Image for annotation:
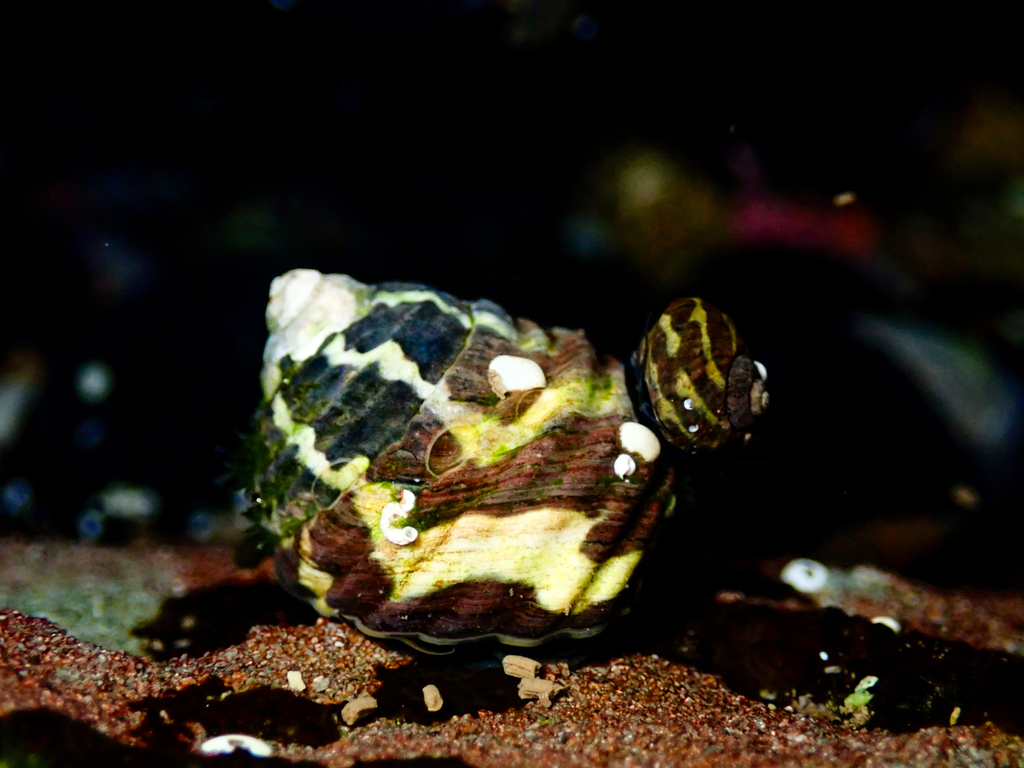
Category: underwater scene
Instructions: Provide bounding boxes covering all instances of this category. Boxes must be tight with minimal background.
[2,4,1024,766]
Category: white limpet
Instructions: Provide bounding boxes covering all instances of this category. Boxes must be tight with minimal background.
[613,453,636,479]
[754,360,768,382]
[682,398,694,410]
[487,355,546,396]
[687,424,699,433]
[199,734,274,758]
[399,489,416,513]
[780,558,829,593]
[871,616,901,633]
[380,502,418,546]
[619,421,660,462]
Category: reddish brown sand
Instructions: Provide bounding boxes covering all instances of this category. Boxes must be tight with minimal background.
[2,540,1023,767]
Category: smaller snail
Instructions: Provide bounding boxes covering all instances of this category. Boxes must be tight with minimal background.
[635,297,768,452]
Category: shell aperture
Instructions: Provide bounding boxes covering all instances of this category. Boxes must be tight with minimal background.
[244,270,674,648]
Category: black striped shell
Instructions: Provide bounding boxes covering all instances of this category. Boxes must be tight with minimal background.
[243,270,763,648]
[635,298,768,453]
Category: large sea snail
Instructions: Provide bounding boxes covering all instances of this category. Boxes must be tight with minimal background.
[241,270,767,649]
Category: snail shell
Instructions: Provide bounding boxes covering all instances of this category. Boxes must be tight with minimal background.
[244,270,674,648]
[636,298,767,452]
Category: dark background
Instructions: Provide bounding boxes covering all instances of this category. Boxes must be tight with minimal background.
[2,4,1023,585]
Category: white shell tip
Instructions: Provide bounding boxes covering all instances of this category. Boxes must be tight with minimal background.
[487,355,546,395]
[780,558,829,593]
[619,421,661,462]
[613,453,637,479]
[199,734,274,758]
[754,360,767,382]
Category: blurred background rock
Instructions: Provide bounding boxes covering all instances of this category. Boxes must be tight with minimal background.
[1,4,1022,586]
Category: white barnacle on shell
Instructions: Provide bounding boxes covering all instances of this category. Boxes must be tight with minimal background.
[619,421,661,462]
[613,453,636,479]
[487,355,546,396]
[780,558,829,593]
[380,501,418,546]
[261,269,368,397]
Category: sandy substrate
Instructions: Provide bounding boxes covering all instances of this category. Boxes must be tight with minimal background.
[2,538,1023,767]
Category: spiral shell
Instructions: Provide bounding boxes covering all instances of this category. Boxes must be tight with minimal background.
[244,270,674,648]
[636,298,767,452]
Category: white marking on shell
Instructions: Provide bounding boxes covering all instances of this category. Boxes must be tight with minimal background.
[472,308,518,340]
[262,270,367,395]
[613,453,636,479]
[399,489,416,512]
[371,503,643,614]
[754,359,768,382]
[871,616,901,633]
[488,355,546,395]
[381,502,418,546]
[199,734,273,758]
[271,394,369,492]
[619,421,661,462]
[322,336,436,399]
[682,398,694,410]
[780,558,829,593]
[373,289,472,328]
[266,268,322,332]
